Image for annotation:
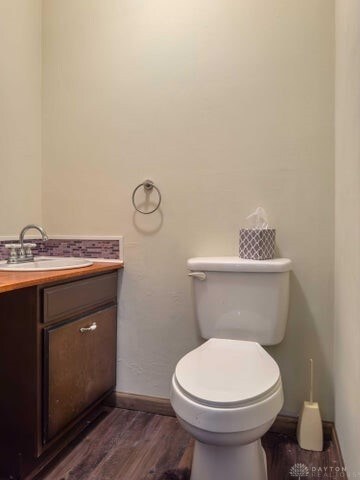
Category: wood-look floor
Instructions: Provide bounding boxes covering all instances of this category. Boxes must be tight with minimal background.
[37,408,343,480]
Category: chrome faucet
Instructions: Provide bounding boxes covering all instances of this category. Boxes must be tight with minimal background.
[19,224,49,250]
[5,224,49,264]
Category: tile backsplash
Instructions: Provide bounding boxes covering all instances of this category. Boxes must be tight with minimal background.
[0,238,121,261]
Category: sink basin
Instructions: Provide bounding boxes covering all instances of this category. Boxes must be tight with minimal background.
[0,257,93,272]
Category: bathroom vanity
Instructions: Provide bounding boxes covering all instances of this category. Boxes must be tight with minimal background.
[0,262,123,479]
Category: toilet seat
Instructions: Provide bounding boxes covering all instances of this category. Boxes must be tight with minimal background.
[171,339,284,433]
[175,338,281,408]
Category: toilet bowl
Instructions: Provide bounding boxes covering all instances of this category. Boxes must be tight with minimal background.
[170,338,284,480]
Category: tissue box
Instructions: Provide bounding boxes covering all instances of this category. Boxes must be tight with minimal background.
[239,228,276,260]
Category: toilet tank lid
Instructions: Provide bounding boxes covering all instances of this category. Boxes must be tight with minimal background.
[187,257,292,273]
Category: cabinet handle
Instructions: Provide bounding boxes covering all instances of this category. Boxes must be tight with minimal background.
[80,322,97,333]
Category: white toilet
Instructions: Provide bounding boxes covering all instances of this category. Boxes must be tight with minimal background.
[170,256,292,480]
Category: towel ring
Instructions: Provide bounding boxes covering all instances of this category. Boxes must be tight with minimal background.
[132,180,162,214]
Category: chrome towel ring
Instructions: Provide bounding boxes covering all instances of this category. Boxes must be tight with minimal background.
[132,179,162,214]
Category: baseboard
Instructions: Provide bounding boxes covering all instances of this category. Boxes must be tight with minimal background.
[105,391,175,417]
[330,424,348,479]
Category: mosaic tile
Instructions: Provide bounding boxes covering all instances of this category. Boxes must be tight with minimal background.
[0,239,120,261]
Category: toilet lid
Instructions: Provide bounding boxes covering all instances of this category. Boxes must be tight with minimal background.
[175,339,281,408]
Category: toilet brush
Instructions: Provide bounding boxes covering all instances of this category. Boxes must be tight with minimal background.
[296,359,323,451]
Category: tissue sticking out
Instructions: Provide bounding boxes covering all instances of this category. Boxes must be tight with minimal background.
[246,207,269,230]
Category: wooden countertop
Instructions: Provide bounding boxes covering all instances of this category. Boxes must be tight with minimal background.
[0,261,124,294]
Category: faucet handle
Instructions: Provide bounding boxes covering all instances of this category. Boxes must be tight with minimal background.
[5,244,21,263]
[5,243,22,249]
[23,243,37,249]
[23,243,36,259]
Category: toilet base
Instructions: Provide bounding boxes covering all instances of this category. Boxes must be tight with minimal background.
[190,439,267,480]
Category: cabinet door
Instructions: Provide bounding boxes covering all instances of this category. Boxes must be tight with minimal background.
[43,306,117,442]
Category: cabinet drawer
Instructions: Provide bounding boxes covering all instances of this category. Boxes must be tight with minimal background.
[43,272,117,324]
[43,306,117,442]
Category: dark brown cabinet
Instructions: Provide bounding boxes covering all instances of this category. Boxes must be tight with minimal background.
[0,271,118,479]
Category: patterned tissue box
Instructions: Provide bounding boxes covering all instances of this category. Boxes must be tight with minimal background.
[239,228,276,260]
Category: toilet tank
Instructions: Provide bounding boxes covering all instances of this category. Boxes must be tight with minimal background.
[188,257,292,346]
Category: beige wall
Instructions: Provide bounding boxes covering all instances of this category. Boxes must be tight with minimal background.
[42,0,334,418]
[335,0,360,472]
[0,0,42,234]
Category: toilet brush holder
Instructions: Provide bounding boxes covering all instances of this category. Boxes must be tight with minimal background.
[297,359,323,452]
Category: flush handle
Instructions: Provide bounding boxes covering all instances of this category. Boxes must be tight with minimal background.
[188,272,207,281]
